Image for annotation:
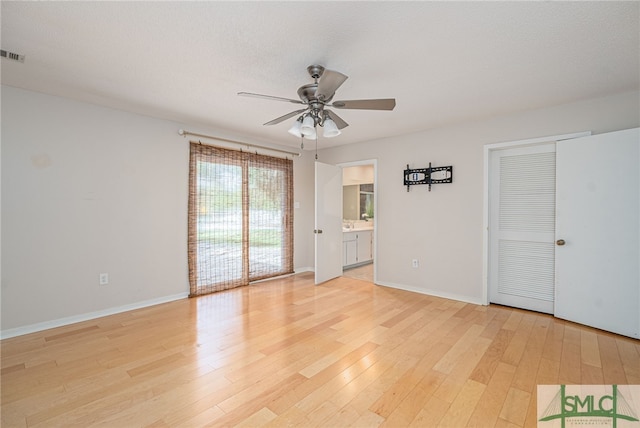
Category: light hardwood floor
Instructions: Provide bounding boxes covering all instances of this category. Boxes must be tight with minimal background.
[2,273,639,427]
[343,263,373,282]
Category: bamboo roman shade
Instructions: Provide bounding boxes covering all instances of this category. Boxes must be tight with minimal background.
[188,143,293,297]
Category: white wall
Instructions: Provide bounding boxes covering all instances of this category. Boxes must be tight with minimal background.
[343,165,374,185]
[318,90,640,304]
[1,85,316,336]
[3,86,637,336]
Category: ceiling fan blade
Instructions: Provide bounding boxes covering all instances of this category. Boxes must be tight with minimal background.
[238,92,304,105]
[316,69,348,100]
[263,109,308,126]
[325,109,349,129]
[331,98,396,110]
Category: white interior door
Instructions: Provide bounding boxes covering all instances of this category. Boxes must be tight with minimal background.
[555,128,639,338]
[489,143,556,314]
[315,161,343,285]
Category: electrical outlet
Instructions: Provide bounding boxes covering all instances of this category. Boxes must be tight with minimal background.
[99,273,109,285]
[412,259,419,268]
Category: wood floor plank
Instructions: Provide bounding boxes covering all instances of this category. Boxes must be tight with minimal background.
[226,334,343,383]
[205,373,308,427]
[558,325,582,384]
[535,357,560,386]
[220,372,308,415]
[258,314,350,355]
[298,332,378,379]
[28,359,227,427]
[126,352,186,378]
[598,334,628,384]
[616,338,640,383]
[320,406,361,427]
[511,316,550,393]
[467,362,516,427]
[318,404,361,427]
[408,395,450,427]
[540,318,564,362]
[501,313,536,366]
[501,310,524,331]
[350,409,385,427]
[173,405,225,428]
[326,345,398,410]
[236,407,278,428]
[347,349,420,415]
[263,405,309,427]
[495,418,523,428]
[499,387,531,427]
[44,325,101,342]
[342,343,428,414]
[580,363,604,385]
[523,387,540,428]
[380,298,433,329]
[433,324,485,374]
[479,307,511,339]
[293,344,381,415]
[469,328,514,385]
[447,336,492,381]
[304,400,342,427]
[266,341,379,415]
[379,369,447,427]
[430,374,467,404]
[580,329,602,368]
[437,379,486,427]
[1,363,25,375]
[2,273,638,428]
[369,342,451,418]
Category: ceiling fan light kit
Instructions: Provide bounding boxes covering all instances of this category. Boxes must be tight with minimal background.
[238,64,396,142]
[287,117,303,138]
[301,115,316,136]
[322,115,340,138]
[305,123,317,140]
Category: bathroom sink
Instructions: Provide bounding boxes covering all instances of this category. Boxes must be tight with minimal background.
[343,225,373,232]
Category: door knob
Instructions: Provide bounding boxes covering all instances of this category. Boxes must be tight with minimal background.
[556,239,566,246]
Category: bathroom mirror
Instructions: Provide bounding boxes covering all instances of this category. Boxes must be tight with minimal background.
[343,165,375,221]
[343,183,374,220]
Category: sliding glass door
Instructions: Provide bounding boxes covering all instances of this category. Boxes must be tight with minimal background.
[188,143,293,296]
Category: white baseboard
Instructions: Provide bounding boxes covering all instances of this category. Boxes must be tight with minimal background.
[375,280,485,306]
[1,279,482,339]
[294,266,314,274]
[1,292,189,340]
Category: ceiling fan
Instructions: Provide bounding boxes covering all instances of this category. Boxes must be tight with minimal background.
[238,65,396,139]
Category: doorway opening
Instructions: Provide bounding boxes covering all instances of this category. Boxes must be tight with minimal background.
[340,161,376,283]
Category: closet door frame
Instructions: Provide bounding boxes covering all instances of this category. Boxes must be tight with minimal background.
[482,131,591,306]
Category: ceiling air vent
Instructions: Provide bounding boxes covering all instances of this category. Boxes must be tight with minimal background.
[1,49,25,63]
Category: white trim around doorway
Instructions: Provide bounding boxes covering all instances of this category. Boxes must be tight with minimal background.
[338,159,378,285]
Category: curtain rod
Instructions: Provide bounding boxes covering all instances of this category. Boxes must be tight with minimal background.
[178,129,301,157]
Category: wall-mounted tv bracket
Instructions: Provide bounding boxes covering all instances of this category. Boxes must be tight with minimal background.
[404,162,453,192]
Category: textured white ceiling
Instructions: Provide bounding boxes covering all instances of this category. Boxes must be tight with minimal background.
[1,1,638,150]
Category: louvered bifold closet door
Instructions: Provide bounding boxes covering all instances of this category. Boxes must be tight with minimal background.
[489,143,556,314]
